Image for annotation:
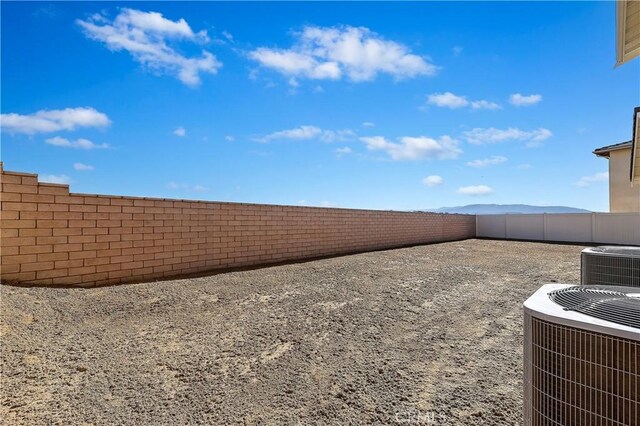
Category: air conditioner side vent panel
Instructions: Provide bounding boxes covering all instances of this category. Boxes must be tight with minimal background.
[581,247,640,287]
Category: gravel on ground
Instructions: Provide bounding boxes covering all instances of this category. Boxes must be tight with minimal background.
[0,239,585,425]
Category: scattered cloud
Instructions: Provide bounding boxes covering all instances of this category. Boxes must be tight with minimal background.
[73,162,95,171]
[360,135,462,161]
[427,92,468,109]
[40,174,72,185]
[462,127,552,146]
[173,126,186,137]
[320,201,337,207]
[0,107,110,135]
[452,46,463,56]
[422,175,444,187]
[466,155,507,168]
[249,25,436,83]
[221,30,233,42]
[255,125,321,142]
[77,9,221,87]
[45,136,109,150]
[576,172,608,187]
[167,182,208,193]
[225,135,235,142]
[362,121,375,128]
[470,100,501,110]
[312,85,325,94]
[517,163,532,170]
[426,92,500,110]
[288,77,300,88]
[509,93,542,107]
[321,129,357,143]
[335,147,352,158]
[457,185,494,196]
[255,125,355,143]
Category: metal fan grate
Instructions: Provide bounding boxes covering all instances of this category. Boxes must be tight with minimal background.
[549,286,640,329]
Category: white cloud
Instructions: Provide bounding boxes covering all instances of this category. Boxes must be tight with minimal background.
[0,107,110,135]
[225,135,235,142]
[452,46,463,56]
[73,163,94,171]
[335,147,352,158]
[255,125,355,143]
[427,92,469,109]
[167,182,208,192]
[422,175,443,187]
[466,155,507,168]
[576,172,608,187]
[470,100,501,110]
[362,121,375,128]
[457,185,494,196]
[222,31,233,42]
[517,163,532,170]
[173,126,186,137]
[45,136,109,150]
[255,125,321,142]
[40,174,71,185]
[320,201,337,207]
[462,127,552,146]
[320,129,357,143]
[288,77,300,88]
[249,25,436,83]
[77,9,221,87]
[426,92,500,110]
[509,93,542,107]
[360,135,462,161]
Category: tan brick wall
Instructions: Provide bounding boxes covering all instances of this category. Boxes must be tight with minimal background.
[0,165,475,286]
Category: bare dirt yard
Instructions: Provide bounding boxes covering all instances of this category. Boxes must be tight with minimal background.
[1,239,585,425]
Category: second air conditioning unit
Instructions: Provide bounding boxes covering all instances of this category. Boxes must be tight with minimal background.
[581,245,640,287]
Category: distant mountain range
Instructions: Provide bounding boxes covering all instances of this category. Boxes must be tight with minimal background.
[430,204,591,214]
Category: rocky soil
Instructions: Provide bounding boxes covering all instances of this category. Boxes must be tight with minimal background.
[1,239,585,425]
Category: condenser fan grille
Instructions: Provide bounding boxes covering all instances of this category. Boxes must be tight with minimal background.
[549,286,640,329]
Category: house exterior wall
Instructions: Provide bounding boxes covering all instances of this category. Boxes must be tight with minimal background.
[0,166,475,287]
[609,147,640,212]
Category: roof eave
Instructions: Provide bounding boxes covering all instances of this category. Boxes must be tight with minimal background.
[593,141,633,158]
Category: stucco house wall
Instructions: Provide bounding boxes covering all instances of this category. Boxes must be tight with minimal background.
[608,147,640,212]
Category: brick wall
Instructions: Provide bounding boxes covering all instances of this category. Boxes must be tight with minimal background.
[0,165,475,286]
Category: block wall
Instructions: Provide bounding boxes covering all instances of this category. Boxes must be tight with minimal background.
[0,166,475,286]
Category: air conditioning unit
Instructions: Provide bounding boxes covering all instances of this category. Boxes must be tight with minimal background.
[523,284,640,426]
[581,246,640,287]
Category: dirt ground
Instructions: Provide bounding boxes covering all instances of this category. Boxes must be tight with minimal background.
[0,239,585,425]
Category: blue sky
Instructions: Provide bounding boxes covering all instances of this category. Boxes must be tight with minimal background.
[1,1,638,211]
